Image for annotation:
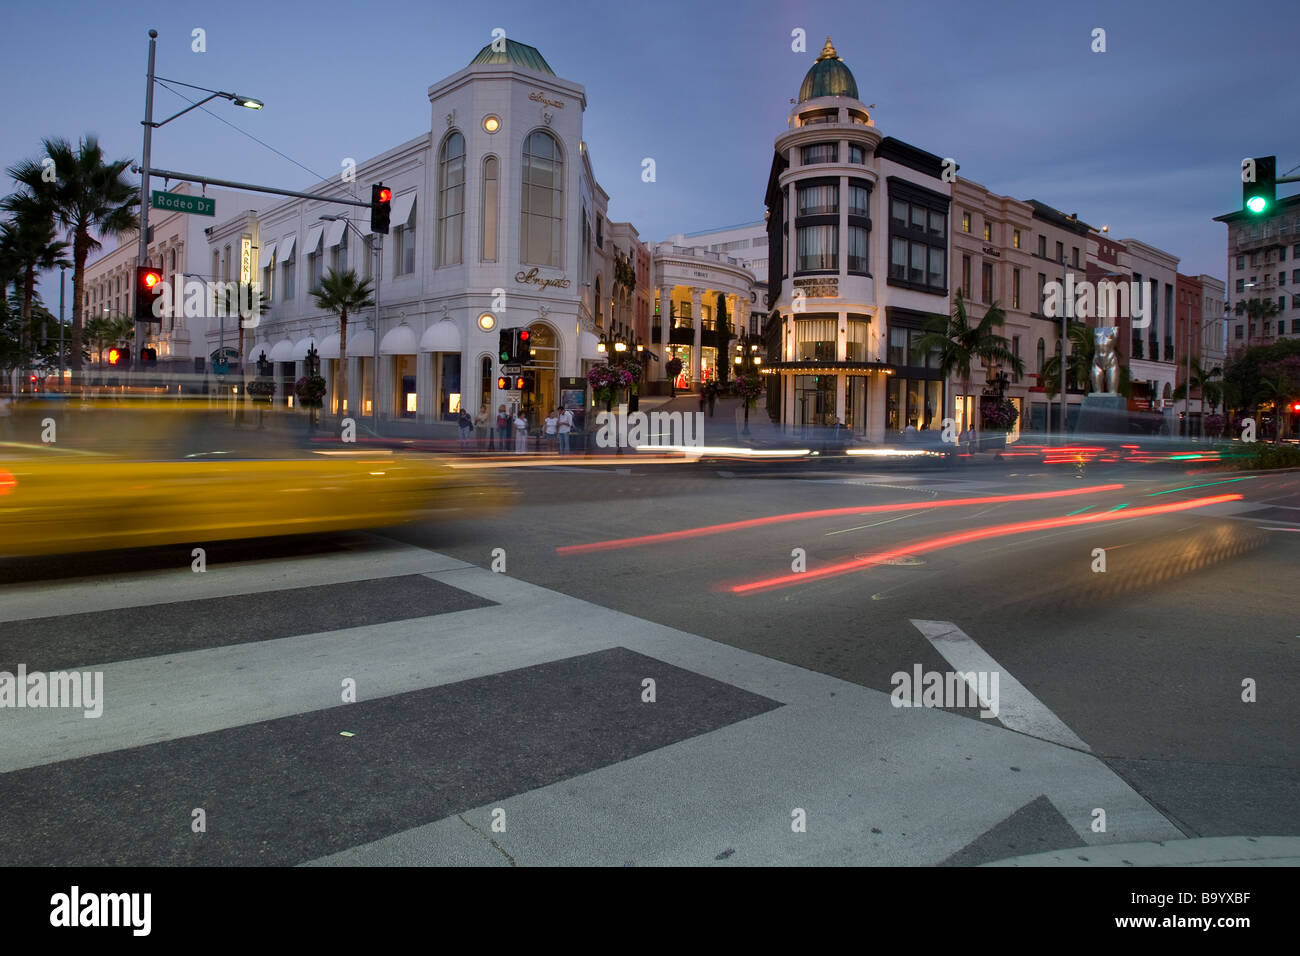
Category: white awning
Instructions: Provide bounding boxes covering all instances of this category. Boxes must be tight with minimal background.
[304,225,324,254]
[293,334,320,360]
[269,339,297,362]
[580,331,602,360]
[419,320,461,352]
[245,341,272,363]
[257,243,276,269]
[390,192,416,229]
[324,219,347,248]
[317,332,341,360]
[277,234,296,263]
[348,329,375,356]
[380,324,418,355]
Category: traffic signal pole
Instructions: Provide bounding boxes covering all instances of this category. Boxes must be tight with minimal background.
[135,30,158,390]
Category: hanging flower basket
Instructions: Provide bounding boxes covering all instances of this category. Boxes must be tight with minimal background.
[587,362,636,407]
[980,397,1019,431]
[733,373,763,405]
[294,374,326,408]
[246,380,276,402]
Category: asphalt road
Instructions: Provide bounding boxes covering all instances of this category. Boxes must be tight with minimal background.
[2,451,1297,865]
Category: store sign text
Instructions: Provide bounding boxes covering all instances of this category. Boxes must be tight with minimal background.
[515,267,571,291]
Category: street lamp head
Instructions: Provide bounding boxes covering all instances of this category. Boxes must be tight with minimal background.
[232,95,263,110]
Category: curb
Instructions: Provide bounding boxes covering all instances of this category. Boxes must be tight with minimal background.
[981,836,1300,867]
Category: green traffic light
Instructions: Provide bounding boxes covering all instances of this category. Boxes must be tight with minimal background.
[1247,195,1268,214]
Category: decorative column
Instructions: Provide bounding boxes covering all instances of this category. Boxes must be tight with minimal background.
[416,351,436,425]
[837,314,847,425]
[690,287,703,385]
[659,285,673,356]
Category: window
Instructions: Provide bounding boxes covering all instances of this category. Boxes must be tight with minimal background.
[521,130,563,267]
[281,250,295,300]
[982,261,993,302]
[849,143,866,163]
[801,143,838,165]
[336,228,348,274]
[847,225,869,273]
[481,156,499,262]
[887,181,947,293]
[983,221,991,241]
[1056,241,1064,263]
[1282,247,1288,261]
[1012,268,1021,309]
[1037,235,1047,258]
[393,200,417,277]
[1237,255,1245,270]
[308,248,320,292]
[797,183,838,216]
[262,264,273,302]
[797,224,837,271]
[1037,339,1045,372]
[1280,295,1288,310]
[848,184,870,217]
[1013,229,1021,249]
[1235,325,1243,340]
[1293,319,1300,333]
[595,277,602,326]
[961,255,971,298]
[1237,278,1245,293]
[962,211,971,233]
[212,251,221,284]
[223,245,232,281]
[1012,335,1021,382]
[438,132,465,266]
[1037,273,1046,314]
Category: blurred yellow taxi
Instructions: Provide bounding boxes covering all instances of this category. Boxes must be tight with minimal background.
[0,397,507,557]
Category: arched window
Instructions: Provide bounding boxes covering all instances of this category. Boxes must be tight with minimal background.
[595,276,602,326]
[520,130,563,267]
[438,132,465,266]
[1036,339,1046,372]
[480,156,498,262]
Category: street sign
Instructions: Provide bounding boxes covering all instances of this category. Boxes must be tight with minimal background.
[502,364,522,374]
[151,190,215,217]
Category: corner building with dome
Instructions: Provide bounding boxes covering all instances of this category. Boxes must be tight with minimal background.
[762,38,954,440]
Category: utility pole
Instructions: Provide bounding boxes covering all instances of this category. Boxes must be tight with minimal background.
[58,267,66,390]
[373,234,382,431]
[136,29,158,388]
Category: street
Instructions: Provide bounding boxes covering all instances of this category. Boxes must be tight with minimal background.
[3,454,1296,866]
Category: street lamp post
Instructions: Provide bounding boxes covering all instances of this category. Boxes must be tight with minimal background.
[136,28,262,385]
[1060,257,1070,438]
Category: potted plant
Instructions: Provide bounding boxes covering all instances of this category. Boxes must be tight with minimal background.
[295,374,326,430]
[587,362,635,412]
[246,379,276,403]
[665,356,683,396]
[979,397,1018,451]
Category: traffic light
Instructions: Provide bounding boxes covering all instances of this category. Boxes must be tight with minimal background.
[499,329,513,363]
[1243,156,1276,216]
[514,375,527,390]
[498,328,531,364]
[497,375,510,390]
[140,347,158,367]
[134,265,164,322]
[370,183,392,234]
[517,328,531,358]
[1291,401,1300,413]
[106,346,129,367]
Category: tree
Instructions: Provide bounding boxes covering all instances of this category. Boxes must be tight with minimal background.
[0,195,69,386]
[716,292,731,386]
[311,269,374,416]
[912,292,1022,450]
[83,313,134,366]
[1235,297,1280,350]
[1040,321,1096,396]
[1172,357,1224,435]
[6,136,137,381]
[214,280,270,392]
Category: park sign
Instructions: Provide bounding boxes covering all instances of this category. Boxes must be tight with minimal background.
[151,190,215,217]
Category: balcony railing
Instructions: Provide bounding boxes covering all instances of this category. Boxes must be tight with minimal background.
[653,242,743,267]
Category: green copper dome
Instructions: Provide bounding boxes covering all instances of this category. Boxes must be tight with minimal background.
[797,37,858,102]
[469,39,555,76]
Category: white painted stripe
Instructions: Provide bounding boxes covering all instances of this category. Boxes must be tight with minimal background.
[910,619,1091,752]
[824,512,923,536]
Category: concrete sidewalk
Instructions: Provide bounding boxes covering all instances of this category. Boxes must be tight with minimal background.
[984,835,1300,866]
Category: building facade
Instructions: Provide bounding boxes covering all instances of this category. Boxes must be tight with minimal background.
[197,39,619,427]
[1215,195,1300,347]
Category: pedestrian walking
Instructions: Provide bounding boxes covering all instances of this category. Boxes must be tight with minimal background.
[513,409,528,453]
[474,404,491,450]
[544,408,558,452]
[707,384,717,417]
[496,404,509,449]
[558,404,573,455]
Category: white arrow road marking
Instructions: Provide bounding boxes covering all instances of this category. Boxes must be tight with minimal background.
[910,619,1091,752]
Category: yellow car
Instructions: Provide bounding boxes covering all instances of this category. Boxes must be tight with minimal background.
[0,397,507,556]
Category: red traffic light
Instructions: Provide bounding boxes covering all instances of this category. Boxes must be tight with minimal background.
[1291,402,1300,413]
[378,187,392,203]
[518,329,530,341]
[142,269,162,288]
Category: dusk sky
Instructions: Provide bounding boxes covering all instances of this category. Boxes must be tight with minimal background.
[4,0,1296,286]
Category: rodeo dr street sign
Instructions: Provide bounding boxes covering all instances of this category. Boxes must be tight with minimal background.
[151,190,215,217]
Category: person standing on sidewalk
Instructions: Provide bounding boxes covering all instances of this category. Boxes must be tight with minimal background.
[557,404,573,455]
[475,405,491,450]
[513,409,528,453]
[543,408,558,453]
[496,404,509,449]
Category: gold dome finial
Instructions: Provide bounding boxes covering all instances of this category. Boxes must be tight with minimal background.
[818,37,838,61]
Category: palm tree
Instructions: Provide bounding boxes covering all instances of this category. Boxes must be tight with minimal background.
[1040,321,1095,396]
[0,196,69,386]
[1171,358,1223,436]
[1236,297,1279,349]
[913,291,1022,451]
[6,136,137,381]
[311,269,374,417]
[83,314,134,366]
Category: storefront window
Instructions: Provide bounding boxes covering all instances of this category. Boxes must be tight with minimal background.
[887,377,942,432]
[794,375,836,427]
[796,318,837,362]
[847,376,867,434]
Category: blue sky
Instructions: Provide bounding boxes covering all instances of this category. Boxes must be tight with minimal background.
[4,0,1297,291]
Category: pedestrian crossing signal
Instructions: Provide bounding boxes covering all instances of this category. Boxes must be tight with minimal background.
[497,375,510,390]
